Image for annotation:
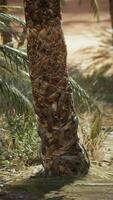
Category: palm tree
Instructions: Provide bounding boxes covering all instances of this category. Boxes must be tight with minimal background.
[24,0,90,176]
[0,0,7,5]
[0,12,97,132]
[109,0,113,30]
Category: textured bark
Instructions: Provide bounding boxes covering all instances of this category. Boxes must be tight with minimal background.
[0,0,7,5]
[24,0,90,176]
[109,0,113,29]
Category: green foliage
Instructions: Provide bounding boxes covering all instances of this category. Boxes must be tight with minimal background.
[0,12,31,116]
[70,77,104,160]
[0,79,33,115]
[90,108,101,139]
[0,45,28,68]
[0,115,40,170]
[0,12,100,118]
[0,13,37,170]
[0,12,25,26]
[0,47,32,116]
[69,76,90,112]
[0,12,26,46]
[89,0,100,21]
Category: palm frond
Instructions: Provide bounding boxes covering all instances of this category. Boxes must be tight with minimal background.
[69,76,101,112]
[0,5,23,10]
[0,13,25,27]
[0,21,11,35]
[69,76,91,112]
[0,78,33,115]
[0,45,28,71]
[0,45,32,116]
[78,0,100,21]
[69,76,102,143]
[0,12,26,46]
[89,0,100,21]
[0,21,26,45]
[0,60,30,85]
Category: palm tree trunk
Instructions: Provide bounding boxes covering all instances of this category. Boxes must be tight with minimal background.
[109,0,113,29]
[0,0,7,5]
[24,0,89,176]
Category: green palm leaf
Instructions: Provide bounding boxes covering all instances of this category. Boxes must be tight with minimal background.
[89,0,100,21]
[0,45,28,71]
[0,12,25,27]
[0,12,26,46]
[69,76,90,111]
[0,79,33,115]
[78,0,100,21]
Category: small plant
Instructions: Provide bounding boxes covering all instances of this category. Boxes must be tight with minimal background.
[79,111,107,161]
[0,115,41,170]
[70,76,106,161]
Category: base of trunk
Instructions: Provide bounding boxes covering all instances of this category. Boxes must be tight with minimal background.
[41,143,90,176]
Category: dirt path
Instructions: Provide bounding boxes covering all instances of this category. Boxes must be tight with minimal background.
[1,163,113,200]
[1,165,113,200]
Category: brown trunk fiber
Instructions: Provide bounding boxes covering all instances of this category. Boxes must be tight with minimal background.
[109,0,113,29]
[0,0,7,5]
[24,0,90,176]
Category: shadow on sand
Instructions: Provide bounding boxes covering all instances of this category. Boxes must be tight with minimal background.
[0,174,80,200]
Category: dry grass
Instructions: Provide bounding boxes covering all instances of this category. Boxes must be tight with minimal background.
[70,30,113,78]
[69,30,113,163]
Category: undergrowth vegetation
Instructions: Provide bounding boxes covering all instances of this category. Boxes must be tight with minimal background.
[0,115,40,170]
